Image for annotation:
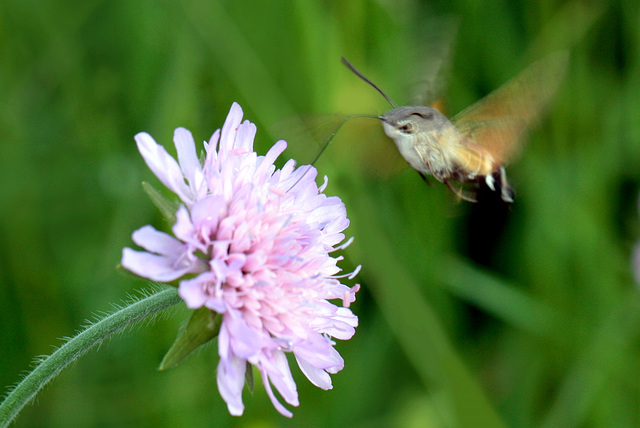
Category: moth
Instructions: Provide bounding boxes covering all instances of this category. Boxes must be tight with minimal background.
[342,52,568,202]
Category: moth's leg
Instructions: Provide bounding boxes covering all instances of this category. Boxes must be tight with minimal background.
[485,174,496,191]
[418,172,433,187]
[445,179,478,203]
[497,167,514,203]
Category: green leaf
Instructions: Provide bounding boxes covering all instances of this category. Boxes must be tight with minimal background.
[245,362,254,394]
[159,308,221,371]
[142,181,180,225]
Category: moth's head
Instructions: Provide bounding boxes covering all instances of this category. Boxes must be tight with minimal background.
[381,106,449,140]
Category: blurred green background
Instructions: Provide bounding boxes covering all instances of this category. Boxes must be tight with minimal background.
[2,0,640,426]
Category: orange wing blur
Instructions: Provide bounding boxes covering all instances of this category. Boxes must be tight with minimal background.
[451,52,568,165]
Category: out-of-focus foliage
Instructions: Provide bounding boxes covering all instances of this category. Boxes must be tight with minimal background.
[1,0,639,426]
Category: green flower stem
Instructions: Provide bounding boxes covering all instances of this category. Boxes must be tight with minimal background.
[0,286,181,428]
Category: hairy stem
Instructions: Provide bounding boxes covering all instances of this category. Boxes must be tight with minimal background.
[0,286,181,427]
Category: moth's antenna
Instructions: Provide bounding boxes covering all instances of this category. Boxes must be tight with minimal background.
[341,57,398,108]
[287,114,380,192]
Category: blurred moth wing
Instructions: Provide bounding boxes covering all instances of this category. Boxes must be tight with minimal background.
[452,51,569,166]
[407,16,459,108]
[272,113,406,180]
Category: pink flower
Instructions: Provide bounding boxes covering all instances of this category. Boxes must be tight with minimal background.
[122,103,360,417]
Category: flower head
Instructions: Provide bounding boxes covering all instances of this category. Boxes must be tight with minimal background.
[122,103,359,417]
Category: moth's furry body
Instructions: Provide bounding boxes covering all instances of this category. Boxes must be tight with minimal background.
[381,106,512,202]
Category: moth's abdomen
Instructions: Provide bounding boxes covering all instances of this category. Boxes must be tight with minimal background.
[452,142,497,180]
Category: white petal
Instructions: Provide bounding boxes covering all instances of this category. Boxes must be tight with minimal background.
[254,140,286,180]
[224,311,264,359]
[261,373,293,418]
[189,196,226,233]
[122,248,190,282]
[172,205,211,254]
[295,356,332,389]
[178,276,208,309]
[218,103,244,157]
[135,132,193,204]
[216,354,246,416]
[262,350,299,406]
[318,174,329,192]
[314,308,358,340]
[292,333,344,369]
[174,127,205,198]
[131,225,182,256]
[171,206,196,247]
[235,120,257,152]
[205,129,221,168]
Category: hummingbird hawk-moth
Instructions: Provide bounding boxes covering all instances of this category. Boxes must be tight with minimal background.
[342,52,568,203]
